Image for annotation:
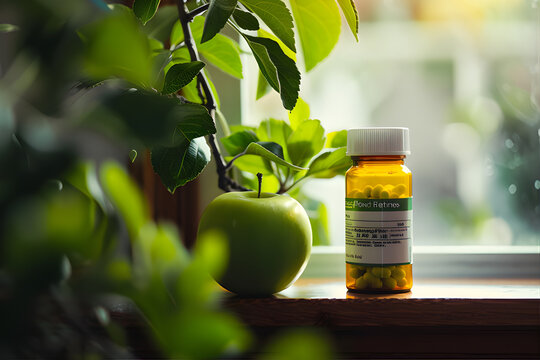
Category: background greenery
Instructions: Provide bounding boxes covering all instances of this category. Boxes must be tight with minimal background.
[0,0,359,357]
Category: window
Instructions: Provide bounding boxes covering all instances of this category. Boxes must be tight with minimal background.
[241,0,539,250]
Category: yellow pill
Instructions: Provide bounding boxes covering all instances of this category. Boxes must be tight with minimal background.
[394,184,407,195]
[370,267,391,278]
[370,278,383,288]
[347,189,362,197]
[382,277,397,289]
[390,192,400,198]
[363,272,377,282]
[387,265,396,270]
[363,185,373,198]
[380,190,390,199]
[349,267,365,279]
[355,277,369,289]
[384,184,394,192]
[363,272,382,288]
[372,184,383,198]
[397,278,408,287]
[391,268,406,280]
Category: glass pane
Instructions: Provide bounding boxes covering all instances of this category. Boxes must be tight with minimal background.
[241,0,539,246]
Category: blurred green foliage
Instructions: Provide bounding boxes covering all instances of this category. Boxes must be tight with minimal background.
[0,0,339,358]
[1,155,252,358]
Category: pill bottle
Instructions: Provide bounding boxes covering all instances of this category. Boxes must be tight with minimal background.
[345,127,412,293]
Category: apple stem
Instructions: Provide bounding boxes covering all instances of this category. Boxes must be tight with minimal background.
[257,173,262,198]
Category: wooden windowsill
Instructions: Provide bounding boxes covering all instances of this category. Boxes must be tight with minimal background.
[110,278,540,359]
[222,278,540,359]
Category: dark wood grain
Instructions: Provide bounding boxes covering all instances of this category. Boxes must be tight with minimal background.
[223,297,540,327]
[108,278,540,359]
[221,279,540,359]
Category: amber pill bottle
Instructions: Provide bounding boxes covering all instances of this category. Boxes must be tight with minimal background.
[345,128,412,293]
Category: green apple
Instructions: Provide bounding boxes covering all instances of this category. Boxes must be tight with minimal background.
[197,191,312,296]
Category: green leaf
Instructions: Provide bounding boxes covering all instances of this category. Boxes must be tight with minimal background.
[98,91,215,147]
[133,0,161,25]
[230,155,273,176]
[170,20,184,46]
[325,130,347,148]
[258,28,295,61]
[169,47,191,68]
[221,130,259,155]
[202,0,238,43]
[244,35,300,110]
[232,9,259,30]
[158,311,250,360]
[192,17,243,79]
[288,97,310,130]
[180,79,201,104]
[294,192,330,246]
[82,12,152,87]
[168,103,216,142]
[256,70,271,100]
[336,0,359,41]
[151,137,211,193]
[148,37,164,52]
[100,162,149,237]
[243,36,279,90]
[230,124,257,133]
[261,329,332,360]
[151,49,170,90]
[0,24,19,33]
[256,141,285,160]
[139,222,190,275]
[200,38,243,79]
[240,0,295,52]
[289,0,341,71]
[311,200,330,246]
[233,142,305,171]
[287,119,325,167]
[305,147,352,178]
[256,118,292,160]
[143,5,179,43]
[162,61,205,94]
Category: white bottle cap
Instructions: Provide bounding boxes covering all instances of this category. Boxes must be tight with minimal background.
[347,127,410,156]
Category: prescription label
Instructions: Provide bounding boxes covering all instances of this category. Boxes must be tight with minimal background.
[345,198,412,265]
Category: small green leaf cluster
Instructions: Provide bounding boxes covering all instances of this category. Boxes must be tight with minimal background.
[221,99,352,193]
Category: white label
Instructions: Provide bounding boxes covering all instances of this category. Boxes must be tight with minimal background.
[345,198,413,265]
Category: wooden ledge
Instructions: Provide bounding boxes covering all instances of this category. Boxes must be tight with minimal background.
[109,278,540,359]
[223,278,540,327]
[221,278,540,359]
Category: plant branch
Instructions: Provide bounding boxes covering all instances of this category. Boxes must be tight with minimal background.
[176,1,248,192]
[187,3,209,20]
[224,153,243,172]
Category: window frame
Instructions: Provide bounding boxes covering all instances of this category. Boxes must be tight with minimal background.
[302,245,540,279]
